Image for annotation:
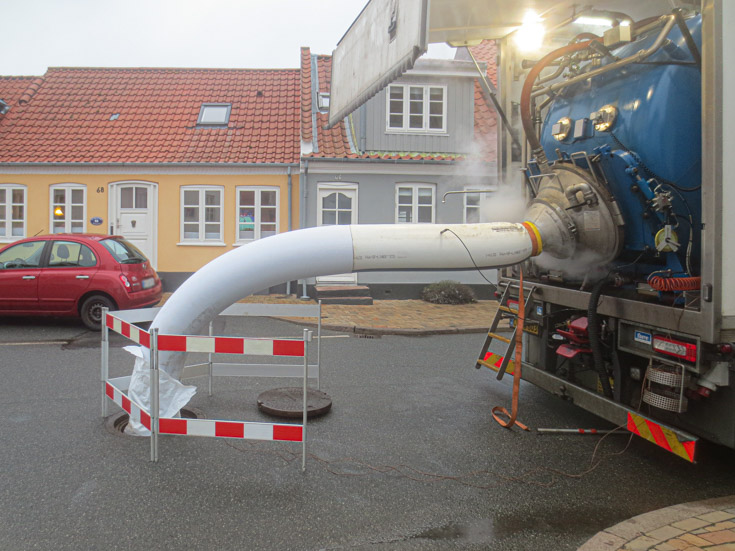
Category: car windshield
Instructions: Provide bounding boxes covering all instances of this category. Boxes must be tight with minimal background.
[100,238,147,264]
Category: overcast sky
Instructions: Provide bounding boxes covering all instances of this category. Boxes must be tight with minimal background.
[1,0,454,76]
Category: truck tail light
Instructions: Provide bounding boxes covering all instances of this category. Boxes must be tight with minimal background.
[652,336,697,363]
[119,274,131,289]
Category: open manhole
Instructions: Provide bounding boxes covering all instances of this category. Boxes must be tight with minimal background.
[257,387,332,419]
[105,407,204,436]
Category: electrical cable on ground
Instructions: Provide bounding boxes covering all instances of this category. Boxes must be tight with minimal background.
[221,422,634,490]
[222,370,654,488]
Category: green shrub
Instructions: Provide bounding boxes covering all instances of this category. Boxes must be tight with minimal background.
[420,280,476,305]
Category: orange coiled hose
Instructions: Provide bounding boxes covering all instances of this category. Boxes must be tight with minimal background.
[647,275,701,292]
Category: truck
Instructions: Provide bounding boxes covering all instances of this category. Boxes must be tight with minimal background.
[328,0,734,462]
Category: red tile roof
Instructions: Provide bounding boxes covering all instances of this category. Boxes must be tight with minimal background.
[314,55,354,158]
[0,76,40,109]
[0,67,300,164]
[300,48,313,144]
[468,40,498,88]
[299,52,354,158]
[468,41,499,162]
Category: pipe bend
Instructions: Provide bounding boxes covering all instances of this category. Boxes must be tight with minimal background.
[564,182,597,207]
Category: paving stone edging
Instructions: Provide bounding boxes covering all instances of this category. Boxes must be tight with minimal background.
[578,495,735,550]
[285,321,492,336]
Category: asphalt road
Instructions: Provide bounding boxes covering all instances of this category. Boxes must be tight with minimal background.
[3,315,735,550]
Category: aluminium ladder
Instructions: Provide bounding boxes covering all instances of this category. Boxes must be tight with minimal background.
[475,282,537,380]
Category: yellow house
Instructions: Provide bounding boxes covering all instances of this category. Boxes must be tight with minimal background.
[0,68,300,290]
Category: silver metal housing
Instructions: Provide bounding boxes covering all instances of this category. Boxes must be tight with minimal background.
[525,163,624,269]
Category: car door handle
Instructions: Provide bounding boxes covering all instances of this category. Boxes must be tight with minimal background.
[22,275,36,280]
[76,275,90,279]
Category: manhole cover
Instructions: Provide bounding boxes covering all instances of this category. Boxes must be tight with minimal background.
[105,407,204,436]
[257,387,332,419]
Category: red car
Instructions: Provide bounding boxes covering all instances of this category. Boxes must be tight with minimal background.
[0,234,162,330]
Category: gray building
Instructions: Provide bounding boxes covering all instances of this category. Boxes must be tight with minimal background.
[299,46,501,298]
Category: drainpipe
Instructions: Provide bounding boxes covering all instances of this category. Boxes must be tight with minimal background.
[286,166,293,295]
[300,160,310,299]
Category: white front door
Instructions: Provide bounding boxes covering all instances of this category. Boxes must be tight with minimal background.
[316,184,357,284]
[109,182,158,268]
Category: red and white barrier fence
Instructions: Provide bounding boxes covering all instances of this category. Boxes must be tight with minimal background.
[101,307,313,469]
[108,302,323,396]
[105,377,152,431]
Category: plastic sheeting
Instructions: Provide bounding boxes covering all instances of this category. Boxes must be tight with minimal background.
[124,346,196,436]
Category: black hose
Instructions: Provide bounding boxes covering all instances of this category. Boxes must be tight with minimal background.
[588,277,614,398]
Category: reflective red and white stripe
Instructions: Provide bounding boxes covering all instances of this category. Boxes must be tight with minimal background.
[106,315,151,347]
[106,314,304,356]
[155,335,304,356]
[158,418,303,442]
[105,381,152,430]
[104,381,302,442]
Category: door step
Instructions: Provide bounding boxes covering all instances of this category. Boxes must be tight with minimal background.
[315,285,373,305]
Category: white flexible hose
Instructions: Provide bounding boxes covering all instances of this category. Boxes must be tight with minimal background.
[150,222,536,378]
[123,222,537,435]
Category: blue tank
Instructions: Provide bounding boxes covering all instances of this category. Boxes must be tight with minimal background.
[539,15,702,276]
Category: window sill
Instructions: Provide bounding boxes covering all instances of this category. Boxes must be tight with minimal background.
[385,129,448,136]
[233,237,279,247]
[177,241,227,247]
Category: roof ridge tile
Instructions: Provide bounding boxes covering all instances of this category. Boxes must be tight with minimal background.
[18,77,45,105]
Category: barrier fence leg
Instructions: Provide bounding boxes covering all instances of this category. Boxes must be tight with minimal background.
[208,321,213,397]
[150,328,160,463]
[101,307,109,418]
[302,329,311,472]
[317,301,322,390]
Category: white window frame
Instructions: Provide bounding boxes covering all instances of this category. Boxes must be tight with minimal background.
[0,183,27,242]
[395,183,436,224]
[197,103,231,126]
[49,183,87,234]
[317,92,330,113]
[180,185,225,245]
[234,186,280,244]
[317,183,359,226]
[463,189,483,224]
[386,84,447,133]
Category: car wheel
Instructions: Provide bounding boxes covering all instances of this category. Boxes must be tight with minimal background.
[80,295,115,331]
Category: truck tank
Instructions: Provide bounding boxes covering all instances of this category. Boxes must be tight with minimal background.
[524,12,702,290]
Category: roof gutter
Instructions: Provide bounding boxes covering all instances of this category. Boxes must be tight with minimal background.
[302,156,488,165]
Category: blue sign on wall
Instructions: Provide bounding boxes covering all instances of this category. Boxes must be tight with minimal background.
[90,217,103,226]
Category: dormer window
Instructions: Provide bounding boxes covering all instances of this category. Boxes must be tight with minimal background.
[386,84,446,133]
[197,103,231,126]
[317,92,330,113]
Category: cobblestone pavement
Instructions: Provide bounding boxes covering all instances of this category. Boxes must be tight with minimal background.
[578,496,735,551]
[161,293,503,335]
